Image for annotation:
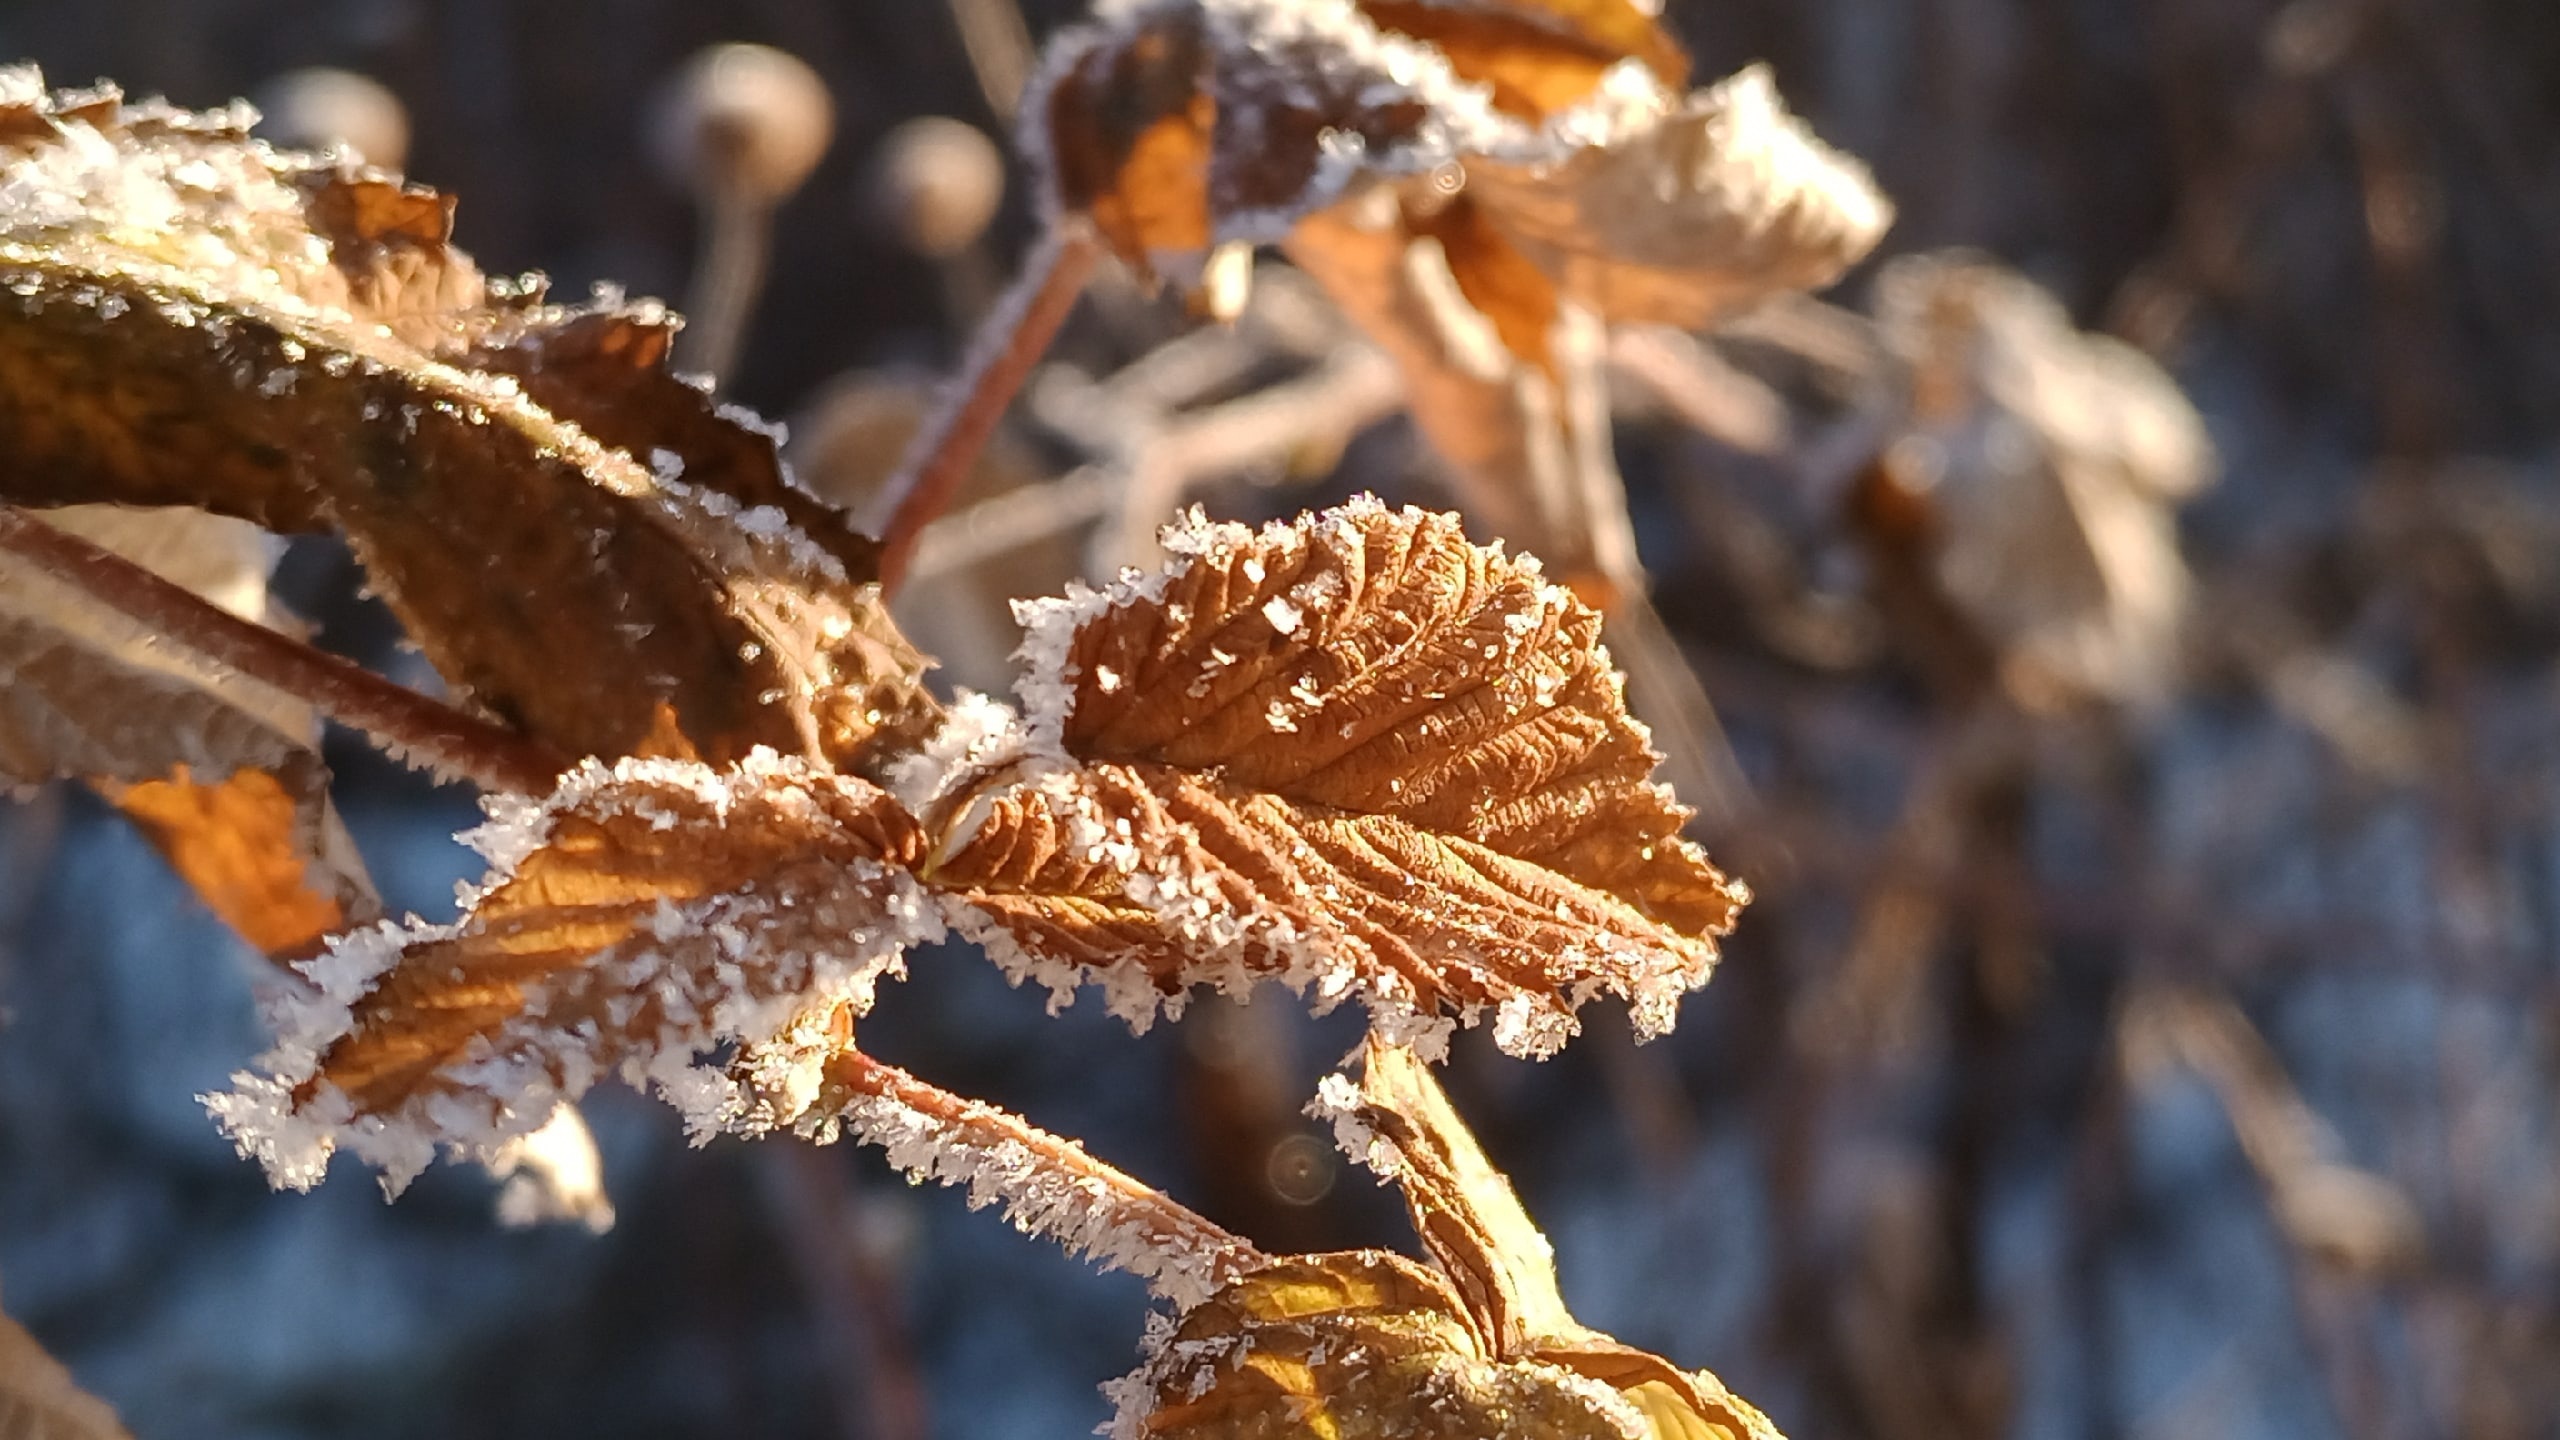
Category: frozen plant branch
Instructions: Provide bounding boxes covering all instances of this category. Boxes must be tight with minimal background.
[0,506,569,796]
[814,1046,1269,1310]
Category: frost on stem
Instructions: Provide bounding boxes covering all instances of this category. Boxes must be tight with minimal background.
[905,498,1748,1058]
[767,1045,1267,1311]
[207,752,941,1194]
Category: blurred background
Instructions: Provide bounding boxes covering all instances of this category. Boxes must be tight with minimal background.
[3,0,2559,1436]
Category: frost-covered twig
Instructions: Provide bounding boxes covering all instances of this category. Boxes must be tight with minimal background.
[0,506,567,795]
[870,225,1103,593]
[816,1047,1268,1309]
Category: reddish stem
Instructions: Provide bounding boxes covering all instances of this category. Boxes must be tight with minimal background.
[0,505,570,796]
[871,224,1101,594]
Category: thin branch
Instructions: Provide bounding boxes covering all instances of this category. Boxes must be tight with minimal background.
[819,1046,1268,1309]
[0,505,569,795]
[868,224,1103,594]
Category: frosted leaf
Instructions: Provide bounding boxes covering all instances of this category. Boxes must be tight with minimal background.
[1030,0,1884,352]
[207,752,938,1193]
[1103,1250,1661,1440]
[0,68,935,771]
[1109,1036,1791,1439]
[944,500,1742,1055]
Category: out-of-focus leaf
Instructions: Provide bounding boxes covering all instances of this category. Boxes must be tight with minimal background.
[0,503,374,959]
[0,505,304,792]
[1870,254,2215,709]
[210,752,937,1193]
[916,498,1745,1055]
[0,1294,132,1440]
[0,68,933,769]
[1462,66,1897,333]
[1032,1,1885,358]
[105,759,366,960]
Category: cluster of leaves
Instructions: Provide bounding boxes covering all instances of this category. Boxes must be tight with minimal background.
[0,0,1903,1429]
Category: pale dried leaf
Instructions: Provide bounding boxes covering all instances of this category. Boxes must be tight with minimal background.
[0,504,375,959]
[209,752,938,1194]
[1035,5,1884,352]
[0,1300,131,1440]
[0,69,932,768]
[1872,254,2214,709]
[1464,65,1894,331]
[0,505,302,790]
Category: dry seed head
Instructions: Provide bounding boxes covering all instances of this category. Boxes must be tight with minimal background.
[651,43,835,205]
[252,68,410,169]
[867,116,1006,258]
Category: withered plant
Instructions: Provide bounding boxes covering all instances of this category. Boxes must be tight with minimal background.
[0,1,1896,1433]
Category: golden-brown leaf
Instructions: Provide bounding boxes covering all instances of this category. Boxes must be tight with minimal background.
[0,70,931,769]
[211,753,936,1193]
[919,499,1744,1054]
[1309,1038,1785,1440]
[1038,500,1732,931]
[1114,1251,1643,1440]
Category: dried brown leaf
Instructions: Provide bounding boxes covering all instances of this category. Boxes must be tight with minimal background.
[212,753,937,1192]
[0,504,376,959]
[918,499,1744,1055]
[1032,4,1884,356]
[0,69,932,769]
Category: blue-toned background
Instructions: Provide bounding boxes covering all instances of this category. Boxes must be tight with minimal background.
[4,1,2558,1437]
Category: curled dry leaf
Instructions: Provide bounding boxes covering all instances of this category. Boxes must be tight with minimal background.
[1035,0,1886,352]
[210,751,937,1193]
[0,67,931,770]
[920,498,1745,1056]
[1114,1037,1779,1439]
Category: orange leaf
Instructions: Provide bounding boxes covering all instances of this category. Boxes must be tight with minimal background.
[915,499,1744,1054]
[211,753,934,1192]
